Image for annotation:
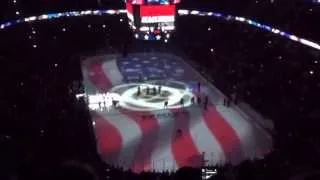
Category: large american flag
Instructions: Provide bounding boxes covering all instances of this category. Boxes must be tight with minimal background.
[82,53,271,173]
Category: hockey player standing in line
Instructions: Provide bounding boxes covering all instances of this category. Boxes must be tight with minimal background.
[191,96,195,105]
[164,101,168,109]
[227,95,231,107]
[204,95,209,110]
[180,98,184,108]
[146,86,150,95]
[98,102,101,110]
[158,85,162,95]
[137,86,141,96]
[103,101,106,110]
[197,95,202,105]
[153,86,157,95]
[112,98,117,108]
[197,81,201,93]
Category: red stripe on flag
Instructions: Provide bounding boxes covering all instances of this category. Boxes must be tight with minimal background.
[170,109,202,168]
[92,112,123,162]
[202,105,243,164]
[88,62,112,92]
[120,110,160,173]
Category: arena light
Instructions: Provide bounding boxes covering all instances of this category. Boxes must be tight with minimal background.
[76,93,85,99]
[246,19,253,25]
[178,10,189,15]
[272,28,280,34]
[106,10,116,15]
[0,8,319,51]
[118,9,127,14]
[213,13,222,17]
[84,10,92,15]
[289,35,299,41]
[300,39,320,50]
[93,10,100,15]
[161,25,175,31]
[235,16,245,22]
[38,14,48,20]
[24,16,37,22]
[190,10,200,15]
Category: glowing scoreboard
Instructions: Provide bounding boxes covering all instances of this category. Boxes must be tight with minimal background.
[125,0,180,41]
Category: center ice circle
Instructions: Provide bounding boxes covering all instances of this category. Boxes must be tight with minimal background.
[110,81,194,111]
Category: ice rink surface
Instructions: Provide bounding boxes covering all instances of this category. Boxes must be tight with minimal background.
[81,53,273,173]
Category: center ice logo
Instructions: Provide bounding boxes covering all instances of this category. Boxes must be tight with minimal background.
[109,81,194,111]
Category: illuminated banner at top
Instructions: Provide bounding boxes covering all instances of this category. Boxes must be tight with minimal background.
[140,5,176,16]
[141,15,174,23]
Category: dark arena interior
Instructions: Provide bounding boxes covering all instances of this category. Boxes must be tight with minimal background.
[0,0,320,180]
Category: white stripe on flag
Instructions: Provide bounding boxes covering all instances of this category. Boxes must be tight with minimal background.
[102,59,123,86]
[187,107,226,165]
[217,105,272,159]
[216,106,255,159]
[98,111,142,169]
[151,109,179,172]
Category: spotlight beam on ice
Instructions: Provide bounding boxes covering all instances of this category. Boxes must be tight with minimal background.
[85,81,195,112]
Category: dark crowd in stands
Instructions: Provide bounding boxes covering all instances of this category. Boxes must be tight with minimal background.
[0,1,320,180]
